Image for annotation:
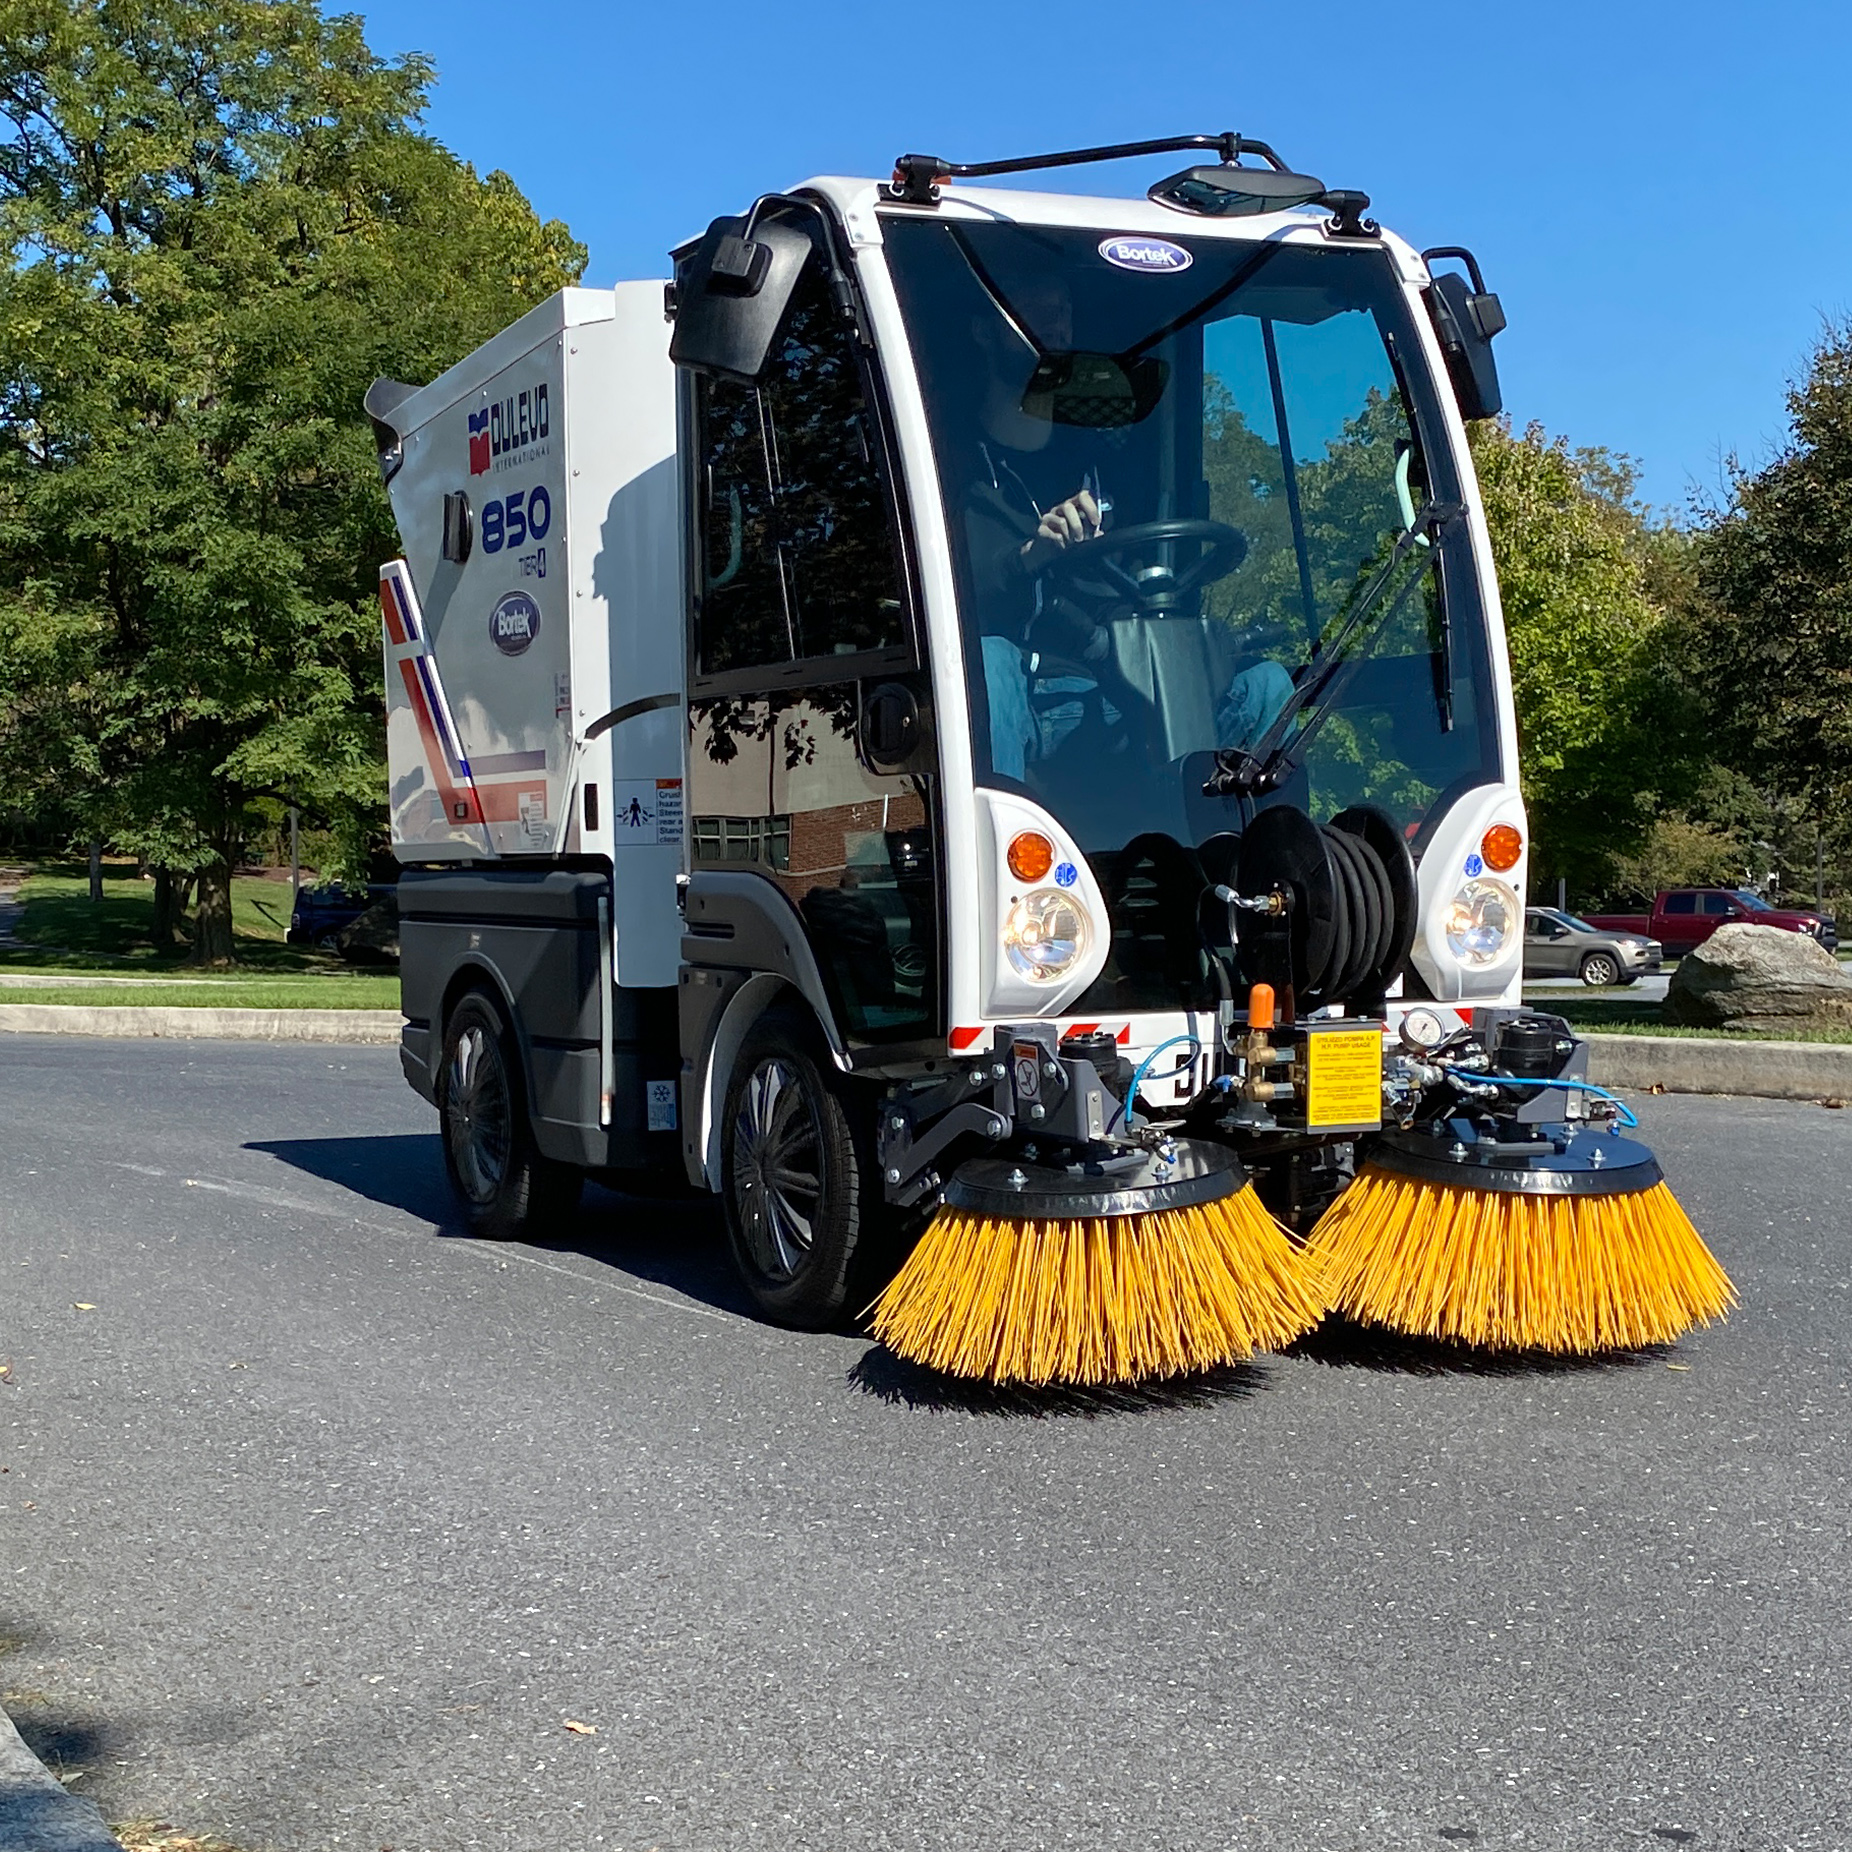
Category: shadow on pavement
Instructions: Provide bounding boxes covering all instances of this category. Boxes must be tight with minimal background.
[846,1345,1271,1418]
[1286,1318,1670,1376]
[247,1133,754,1321]
[6,1698,127,1781]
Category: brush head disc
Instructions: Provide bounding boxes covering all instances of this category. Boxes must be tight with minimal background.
[942,1137,1247,1222]
[1369,1125,1662,1198]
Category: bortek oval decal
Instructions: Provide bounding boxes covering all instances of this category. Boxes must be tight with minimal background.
[1098,235,1193,275]
[490,590,541,656]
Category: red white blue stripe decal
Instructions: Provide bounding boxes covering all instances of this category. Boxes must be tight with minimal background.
[381,563,483,827]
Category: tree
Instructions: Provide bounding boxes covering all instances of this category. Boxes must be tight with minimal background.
[1692,320,1852,824]
[1469,420,1707,900]
[0,0,584,959]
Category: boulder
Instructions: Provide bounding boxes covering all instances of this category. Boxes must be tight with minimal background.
[1663,923,1852,1032]
[335,895,399,966]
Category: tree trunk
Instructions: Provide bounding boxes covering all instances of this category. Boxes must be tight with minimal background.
[151,868,181,948]
[88,838,103,902]
[193,859,235,966]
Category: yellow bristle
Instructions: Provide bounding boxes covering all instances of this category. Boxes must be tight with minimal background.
[869,1185,1327,1385]
[1306,1166,1737,1352]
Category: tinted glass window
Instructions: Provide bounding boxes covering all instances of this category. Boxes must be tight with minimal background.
[1663,893,1696,915]
[694,248,905,678]
[1701,893,1731,915]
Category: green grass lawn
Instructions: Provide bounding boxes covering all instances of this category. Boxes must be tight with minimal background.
[0,976,399,1010]
[1,862,376,975]
[1525,992,1852,1045]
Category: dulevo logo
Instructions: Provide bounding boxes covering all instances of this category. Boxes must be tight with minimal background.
[489,590,541,656]
[1098,235,1193,274]
[468,382,551,475]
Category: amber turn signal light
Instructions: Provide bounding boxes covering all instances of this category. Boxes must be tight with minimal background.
[1007,830,1055,882]
[1481,823,1523,872]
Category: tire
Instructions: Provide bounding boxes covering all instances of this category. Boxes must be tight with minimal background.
[1579,951,1620,987]
[720,1007,888,1330]
[437,989,583,1240]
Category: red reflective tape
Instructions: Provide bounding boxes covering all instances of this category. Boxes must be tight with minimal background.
[949,1026,985,1052]
[398,657,483,827]
[1115,1025,1131,1044]
[379,579,407,648]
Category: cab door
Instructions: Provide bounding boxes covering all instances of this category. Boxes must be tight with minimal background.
[677,205,942,1053]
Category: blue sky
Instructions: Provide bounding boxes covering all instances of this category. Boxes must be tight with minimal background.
[356,0,1849,516]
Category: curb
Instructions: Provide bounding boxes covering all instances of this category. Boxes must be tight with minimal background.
[1585,1031,1852,1101]
[0,1003,401,1044]
[0,1703,120,1851]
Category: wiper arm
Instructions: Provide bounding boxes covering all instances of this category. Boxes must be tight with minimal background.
[1204,499,1464,797]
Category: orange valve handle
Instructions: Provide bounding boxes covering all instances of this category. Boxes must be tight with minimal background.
[1247,982,1276,1029]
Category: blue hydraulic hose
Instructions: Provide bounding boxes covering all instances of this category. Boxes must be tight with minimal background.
[1473,1072,1640,1129]
[1108,1034,1201,1133]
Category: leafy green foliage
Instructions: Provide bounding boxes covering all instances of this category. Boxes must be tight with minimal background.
[0,0,584,958]
[1470,420,1708,896]
[1693,319,1852,810]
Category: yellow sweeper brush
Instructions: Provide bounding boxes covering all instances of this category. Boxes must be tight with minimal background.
[1307,1121,1736,1353]
[870,1140,1326,1385]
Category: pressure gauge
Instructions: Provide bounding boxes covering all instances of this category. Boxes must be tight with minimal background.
[1398,1007,1447,1053]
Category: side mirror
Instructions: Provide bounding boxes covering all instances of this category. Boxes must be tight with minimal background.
[669,206,818,382]
[860,682,921,769]
[1422,247,1505,421]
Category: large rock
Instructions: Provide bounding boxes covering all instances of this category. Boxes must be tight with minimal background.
[1663,922,1852,1032]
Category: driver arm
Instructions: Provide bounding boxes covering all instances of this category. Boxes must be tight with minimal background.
[1019,488,1102,575]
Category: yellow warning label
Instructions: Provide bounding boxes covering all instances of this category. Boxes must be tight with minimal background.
[1305,1029,1385,1130]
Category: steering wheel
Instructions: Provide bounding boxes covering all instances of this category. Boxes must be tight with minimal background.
[1037,518,1248,616]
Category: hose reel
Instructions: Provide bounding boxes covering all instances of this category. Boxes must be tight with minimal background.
[1231,803,1417,1014]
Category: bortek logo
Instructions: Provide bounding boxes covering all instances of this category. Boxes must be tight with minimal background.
[469,382,551,475]
[1098,235,1192,274]
[490,590,541,656]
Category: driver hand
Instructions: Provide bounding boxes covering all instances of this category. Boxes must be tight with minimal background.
[1020,488,1101,571]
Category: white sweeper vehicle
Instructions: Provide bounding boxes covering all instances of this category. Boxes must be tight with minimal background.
[366,133,1732,1384]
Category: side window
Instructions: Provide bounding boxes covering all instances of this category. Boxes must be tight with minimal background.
[694,241,905,680]
[1663,893,1696,916]
[1701,893,1732,916]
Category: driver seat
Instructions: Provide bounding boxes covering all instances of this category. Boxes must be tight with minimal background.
[1106,617,1246,761]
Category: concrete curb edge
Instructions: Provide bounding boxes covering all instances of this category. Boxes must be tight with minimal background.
[0,1009,1848,1099]
[1584,1031,1852,1101]
[0,1003,401,1044]
[0,1702,121,1852]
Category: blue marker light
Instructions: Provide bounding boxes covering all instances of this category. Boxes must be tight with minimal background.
[1054,862,1078,888]
[1464,853,1484,878]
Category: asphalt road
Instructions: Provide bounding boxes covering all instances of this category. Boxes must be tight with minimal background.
[1,1038,1848,1852]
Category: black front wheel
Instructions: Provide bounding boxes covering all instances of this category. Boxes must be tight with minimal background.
[720,1009,888,1330]
[437,990,582,1240]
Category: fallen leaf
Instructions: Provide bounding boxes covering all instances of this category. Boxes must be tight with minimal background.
[1820,1097,1845,1110]
[0,1361,12,1384]
[73,1303,96,1312]
[1666,1362,1691,1372]
[563,1719,598,1736]
[1648,1083,1666,1095]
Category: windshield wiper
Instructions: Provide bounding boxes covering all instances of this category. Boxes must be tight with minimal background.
[1203,498,1464,797]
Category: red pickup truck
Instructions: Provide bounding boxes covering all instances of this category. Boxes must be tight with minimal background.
[1583,888,1838,956]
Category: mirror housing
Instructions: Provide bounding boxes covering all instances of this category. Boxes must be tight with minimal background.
[1422,248,1505,421]
[669,209,817,382]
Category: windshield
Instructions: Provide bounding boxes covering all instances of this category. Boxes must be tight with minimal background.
[882,216,1499,1010]
[1534,908,1597,934]
[1731,890,1774,912]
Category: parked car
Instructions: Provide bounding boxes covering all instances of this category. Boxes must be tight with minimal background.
[1582,888,1837,957]
[1524,907,1663,986]
[287,881,395,948]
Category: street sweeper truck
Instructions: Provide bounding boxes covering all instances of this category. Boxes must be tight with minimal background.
[367,133,1733,1383]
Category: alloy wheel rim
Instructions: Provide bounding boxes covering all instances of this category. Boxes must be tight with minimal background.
[445,1023,512,1203]
[733,1056,823,1282]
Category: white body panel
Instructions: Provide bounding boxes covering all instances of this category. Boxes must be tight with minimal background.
[381,284,685,988]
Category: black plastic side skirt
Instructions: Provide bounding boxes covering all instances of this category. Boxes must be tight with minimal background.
[398,865,680,1173]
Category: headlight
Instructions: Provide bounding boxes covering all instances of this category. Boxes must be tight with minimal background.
[1003,888,1091,981]
[1443,877,1519,968]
